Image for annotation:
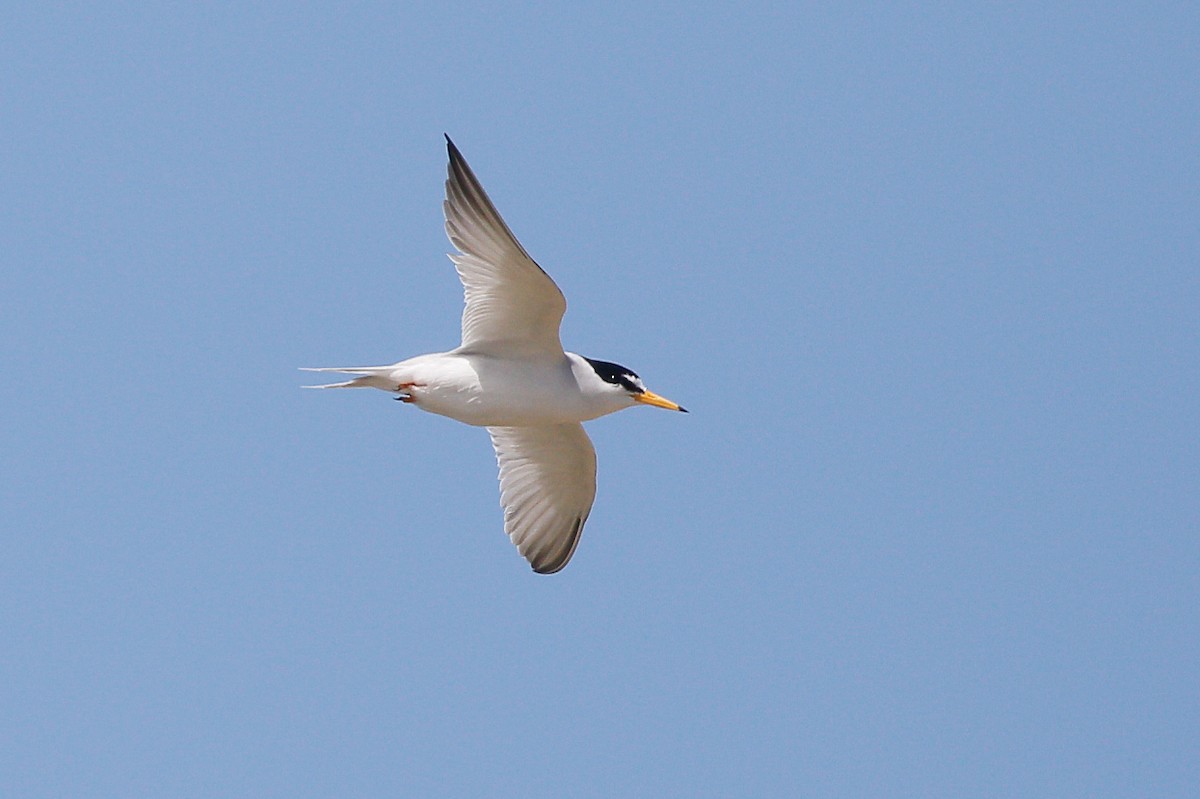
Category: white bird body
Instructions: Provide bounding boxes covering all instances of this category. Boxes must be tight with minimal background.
[307,349,634,427]
[306,137,684,573]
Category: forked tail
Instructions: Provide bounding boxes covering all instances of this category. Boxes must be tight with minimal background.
[300,366,397,390]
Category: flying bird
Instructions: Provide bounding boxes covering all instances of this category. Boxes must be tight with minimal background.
[304,136,686,574]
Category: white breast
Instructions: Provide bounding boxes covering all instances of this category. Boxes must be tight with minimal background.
[395,351,622,427]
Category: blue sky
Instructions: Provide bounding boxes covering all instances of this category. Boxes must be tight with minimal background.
[3,3,1197,796]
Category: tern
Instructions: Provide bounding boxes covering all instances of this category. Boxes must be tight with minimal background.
[305,136,686,574]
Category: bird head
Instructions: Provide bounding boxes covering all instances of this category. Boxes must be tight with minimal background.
[582,357,687,413]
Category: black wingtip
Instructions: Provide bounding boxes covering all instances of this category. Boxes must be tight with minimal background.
[678,406,689,413]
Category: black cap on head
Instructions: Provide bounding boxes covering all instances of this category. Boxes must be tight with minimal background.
[583,357,644,393]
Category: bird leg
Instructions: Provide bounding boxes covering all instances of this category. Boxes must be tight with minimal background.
[394,382,422,403]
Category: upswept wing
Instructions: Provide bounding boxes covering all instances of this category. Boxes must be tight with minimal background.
[443,137,566,355]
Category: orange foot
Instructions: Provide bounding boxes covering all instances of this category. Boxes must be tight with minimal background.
[394,382,423,403]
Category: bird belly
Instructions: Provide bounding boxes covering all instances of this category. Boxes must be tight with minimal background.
[401,353,595,427]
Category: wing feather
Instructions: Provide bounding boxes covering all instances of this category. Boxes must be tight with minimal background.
[443,137,567,355]
[488,424,597,574]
